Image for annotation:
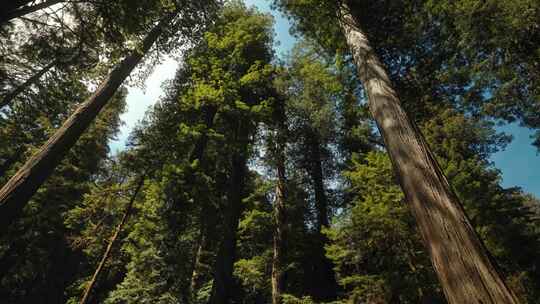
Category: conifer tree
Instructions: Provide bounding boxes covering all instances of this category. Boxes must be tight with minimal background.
[0,1,219,231]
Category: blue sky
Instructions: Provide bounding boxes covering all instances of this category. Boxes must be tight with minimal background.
[111,0,539,197]
[493,124,539,196]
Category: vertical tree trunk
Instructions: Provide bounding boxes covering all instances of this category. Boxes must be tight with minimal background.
[187,105,218,300]
[0,59,58,109]
[0,14,172,233]
[209,153,247,304]
[190,207,219,299]
[271,99,287,304]
[306,134,337,301]
[271,154,287,304]
[189,105,217,164]
[309,134,329,230]
[0,0,64,25]
[80,176,145,304]
[0,237,28,283]
[190,232,205,294]
[338,2,518,303]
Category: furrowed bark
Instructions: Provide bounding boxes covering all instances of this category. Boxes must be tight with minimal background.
[0,0,65,25]
[0,15,173,233]
[0,59,57,109]
[338,2,518,303]
[271,99,287,304]
[79,176,145,304]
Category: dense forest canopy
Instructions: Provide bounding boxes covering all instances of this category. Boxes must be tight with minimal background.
[0,0,539,303]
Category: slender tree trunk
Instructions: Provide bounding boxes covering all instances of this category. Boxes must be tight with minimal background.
[0,14,173,233]
[0,59,57,109]
[0,0,65,25]
[271,99,287,304]
[209,153,247,304]
[80,176,145,304]
[338,2,518,303]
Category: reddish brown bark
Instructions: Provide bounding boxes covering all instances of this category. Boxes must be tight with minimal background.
[338,2,518,303]
[0,15,173,233]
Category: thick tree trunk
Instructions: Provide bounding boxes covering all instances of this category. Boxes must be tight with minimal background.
[3,0,33,13]
[39,237,80,304]
[271,100,287,304]
[0,0,64,25]
[306,134,337,301]
[80,176,145,304]
[190,232,205,294]
[209,153,247,304]
[190,205,217,298]
[309,134,329,231]
[188,105,218,300]
[0,237,28,283]
[189,105,217,163]
[338,2,518,303]
[0,59,57,109]
[271,157,287,304]
[0,15,172,233]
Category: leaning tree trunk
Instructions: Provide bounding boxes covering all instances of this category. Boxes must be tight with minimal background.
[271,98,287,304]
[80,176,145,304]
[0,59,58,109]
[2,0,33,15]
[0,0,64,25]
[338,2,518,304]
[0,14,173,233]
[0,0,65,25]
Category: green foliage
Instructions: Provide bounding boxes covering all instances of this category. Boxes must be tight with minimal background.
[281,294,317,304]
[326,152,443,303]
[0,86,126,303]
[104,182,188,304]
[2,1,540,303]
